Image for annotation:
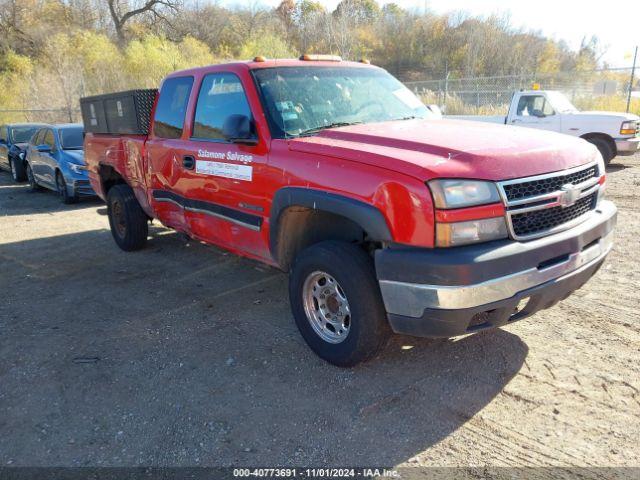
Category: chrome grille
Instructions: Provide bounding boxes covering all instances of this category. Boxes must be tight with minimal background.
[511,192,597,237]
[498,161,601,241]
[503,165,598,201]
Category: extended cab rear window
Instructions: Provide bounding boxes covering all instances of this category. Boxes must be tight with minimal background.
[154,76,194,139]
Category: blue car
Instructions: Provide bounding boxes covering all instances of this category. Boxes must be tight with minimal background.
[25,124,95,204]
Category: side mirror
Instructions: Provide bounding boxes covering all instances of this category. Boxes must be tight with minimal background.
[222,114,257,145]
[36,144,52,153]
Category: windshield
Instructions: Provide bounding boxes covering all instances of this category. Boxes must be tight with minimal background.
[10,127,40,143]
[252,66,432,138]
[546,91,578,114]
[59,127,84,149]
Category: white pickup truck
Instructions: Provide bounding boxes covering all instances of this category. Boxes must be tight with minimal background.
[450,90,640,164]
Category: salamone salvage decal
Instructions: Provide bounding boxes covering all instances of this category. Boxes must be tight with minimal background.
[195,150,254,182]
[198,150,253,163]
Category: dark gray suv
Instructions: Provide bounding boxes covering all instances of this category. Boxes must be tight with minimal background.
[0,123,48,181]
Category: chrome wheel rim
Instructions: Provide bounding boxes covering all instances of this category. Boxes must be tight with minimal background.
[302,271,351,344]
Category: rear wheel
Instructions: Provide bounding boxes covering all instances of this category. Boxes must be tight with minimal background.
[25,163,40,192]
[107,184,148,251]
[289,241,391,367]
[56,171,78,204]
[586,137,615,166]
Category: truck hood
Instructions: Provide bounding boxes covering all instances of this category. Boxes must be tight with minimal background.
[287,119,599,181]
[571,111,639,121]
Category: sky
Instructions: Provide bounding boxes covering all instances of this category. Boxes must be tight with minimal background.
[241,0,640,67]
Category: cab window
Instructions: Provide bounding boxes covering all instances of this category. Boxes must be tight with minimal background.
[516,95,554,117]
[154,76,194,139]
[192,73,252,141]
[0,126,7,143]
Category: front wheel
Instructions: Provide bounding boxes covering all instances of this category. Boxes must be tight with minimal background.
[289,241,391,367]
[25,163,40,192]
[10,158,26,182]
[106,184,148,251]
[586,137,615,166]
[56,171,78,204]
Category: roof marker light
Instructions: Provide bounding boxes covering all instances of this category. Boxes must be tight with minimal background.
[300,54,342,62]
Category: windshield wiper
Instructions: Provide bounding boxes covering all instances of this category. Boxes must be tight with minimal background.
[296,121,362,137]
[394,115,419,121]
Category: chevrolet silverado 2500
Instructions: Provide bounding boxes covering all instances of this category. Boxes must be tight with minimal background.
[449,89,640,165]
[82,57,617,366]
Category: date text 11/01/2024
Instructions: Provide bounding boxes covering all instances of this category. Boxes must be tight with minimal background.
[232,468,399,478]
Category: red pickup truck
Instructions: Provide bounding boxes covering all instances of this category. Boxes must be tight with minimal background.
[83,57,616,366]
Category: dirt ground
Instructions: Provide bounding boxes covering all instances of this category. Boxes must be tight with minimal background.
[0,153,638,473]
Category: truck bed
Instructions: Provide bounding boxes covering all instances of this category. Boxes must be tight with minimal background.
[84,133,150,212]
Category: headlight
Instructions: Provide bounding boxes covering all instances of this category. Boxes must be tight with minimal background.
[429,179,507,247]
[19,151,25,160]
[68,163,87,174]
[428,179,501,209]
[620,120,638,136]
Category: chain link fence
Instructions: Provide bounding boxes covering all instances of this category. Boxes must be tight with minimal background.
[405,67,638,115]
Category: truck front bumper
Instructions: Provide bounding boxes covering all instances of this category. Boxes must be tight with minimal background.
[376,200,617,338]
[615,136,640,155]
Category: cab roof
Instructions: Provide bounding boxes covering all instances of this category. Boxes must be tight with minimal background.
[166,58,379,78]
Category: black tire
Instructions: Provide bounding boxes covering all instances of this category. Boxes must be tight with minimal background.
[56,171,78,205]
[10,157,26,182]
[586,137,615,166]
[25,162,41,192]
[106,184,148,251]
[289,241,391,367]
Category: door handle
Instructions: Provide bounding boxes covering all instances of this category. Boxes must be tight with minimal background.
[183,155,195,170]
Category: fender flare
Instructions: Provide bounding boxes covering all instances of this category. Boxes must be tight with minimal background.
[269,187,392,258]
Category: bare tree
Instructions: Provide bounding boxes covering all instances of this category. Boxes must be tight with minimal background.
[107,0,181,45]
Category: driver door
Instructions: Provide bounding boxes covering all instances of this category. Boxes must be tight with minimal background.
[180,71,270,259]
[510,94,561,132]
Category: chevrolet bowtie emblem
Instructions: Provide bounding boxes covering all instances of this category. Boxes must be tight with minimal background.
[559,183,581,207]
